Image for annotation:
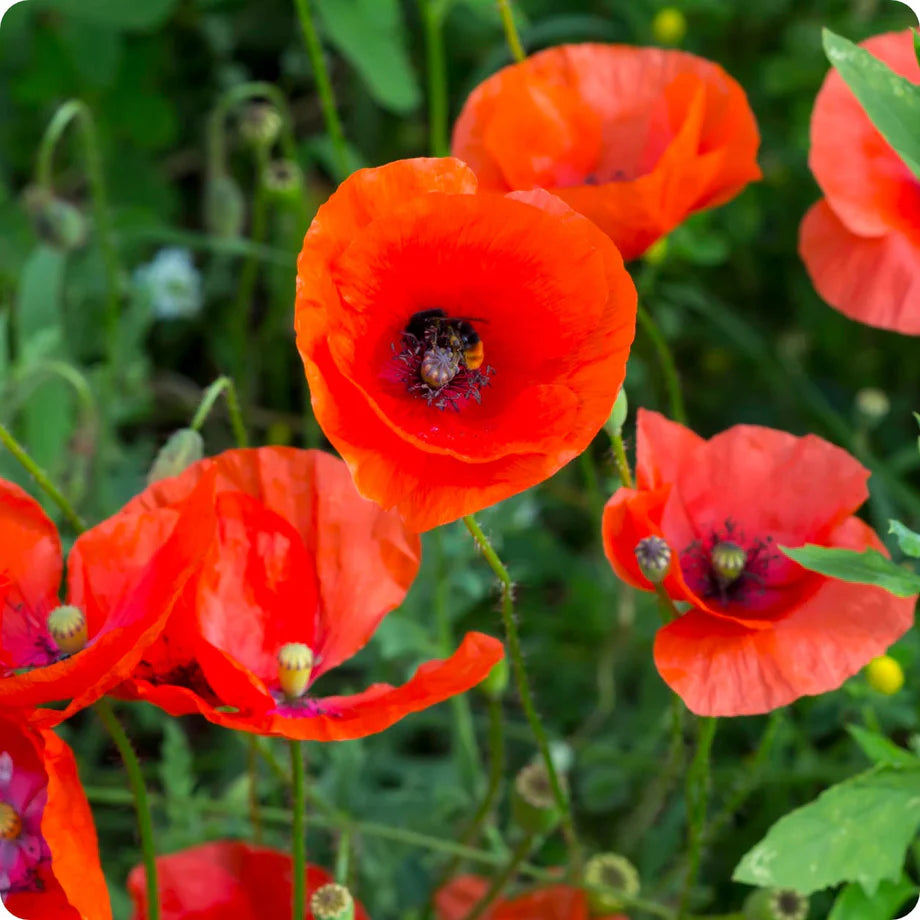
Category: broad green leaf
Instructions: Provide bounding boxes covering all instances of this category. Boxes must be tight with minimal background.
[890,520,920,558]
[780,544,920,597]
[829,877,918,920]
[34,0,179,31]
[314,0,421,114]
[733,765,920,895]
[16,246,66,344]
[823,29,920,179]
[847,725,917,768]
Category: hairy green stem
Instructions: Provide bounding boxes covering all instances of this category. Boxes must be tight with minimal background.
[94,699,159,920]
[290,741,307,920]
[637,304,687,425]
[679,716,718,919]
[497,0,526,62]
[189,375,250,448]
[420,0,450,157]
[609,432,633,489]
[36,100,122,366]
[464,833,536,920]
[293,0,350,180]
[462,514,581,870]
[0,419,86,532]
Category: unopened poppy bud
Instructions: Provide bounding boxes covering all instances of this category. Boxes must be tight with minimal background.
[24,187,87,251]
[263,159,304,203]
[711,541,746,585]
[46,605,88,655]
[604,388,629,440]
[310,883,355,920]
[277,642,314,699]
[743,888,809,920]
[239,102,282,150]
[584,852,640,914]
[652,8,687,45]
[512,761,562,835]
[854,387,890,425]
[478,655,509,701]
[642,235,669,265]
[0,802,22,840]
[204,174,246,239]
[634,536,671,583]
[147,429,205,485]
[865,654,904,695]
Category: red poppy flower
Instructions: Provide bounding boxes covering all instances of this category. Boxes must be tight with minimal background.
[602,410,916,716]
[294,157,636,531]
[0,713,111,919]
[127,840,369,919]
[112,446,504,741]
[0,476,210,725]
[435,875,627,920]
[451,44,761,260]
[800,29,920,333]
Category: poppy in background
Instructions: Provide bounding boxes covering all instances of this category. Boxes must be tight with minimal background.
[0,476,210,725]
[800,29,920,333]
[127,840,369,919]
[115,447,504,741]
[435,875,627,920]
[0,713,111,919]
[452,44,760,260]
[602,410,916,716]
[295,157,636,531]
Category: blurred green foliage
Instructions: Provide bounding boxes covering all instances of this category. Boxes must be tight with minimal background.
[2,0,920,918]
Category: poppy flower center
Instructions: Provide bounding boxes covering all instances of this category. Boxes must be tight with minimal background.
[0,751,50,897]
[681,521,776,605]
[46,604,88,656]
[277,642,314,700]
[391,308,493,411]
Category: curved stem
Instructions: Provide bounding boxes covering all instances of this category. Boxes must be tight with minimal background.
[420,0,450,157]
[497,0,526,62]
[293,0,350,180]
[290,740,307,920]
[189,375,249,447]
[464,833,535,920]
[94,699,159,920]
[0,419,86,532]
[36,100,121,366]
[462,514,581,871]
[678,716,718,919]
[637,304,687,425]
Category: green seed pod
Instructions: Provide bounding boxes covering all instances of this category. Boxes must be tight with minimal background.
[238,102,283,151]
[47,605,88,655]
[147,429,206,485]
[204,173,246,239]
[634,535,671,584]
[263,159,305,205]
[584,852,640,915]
[310,883,355,920]
[743,888,809,920]
[512,761,562,836]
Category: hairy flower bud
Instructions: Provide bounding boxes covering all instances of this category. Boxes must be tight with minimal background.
[24,187,87,251]
[147,429,205,485]
[239,102,283,150]
[604,387,629,440]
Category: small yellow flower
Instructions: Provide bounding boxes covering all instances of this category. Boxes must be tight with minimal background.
[865,655,905,695]
[652,8,687,46]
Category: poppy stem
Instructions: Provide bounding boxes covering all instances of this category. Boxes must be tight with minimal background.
[678,716,718,919]
[290,740,308,920]
[462,832,536,920]
[462,514,582,871]
[247,737,263,844]
[190,375,250,448]
[94,699,160,920]
[293,0,350,181]
[0,420,87,533]
[609,432,634,489]
[496,0,527,62]
[419,0,451,157]
[637,305,687,425]
[36,100,122,369]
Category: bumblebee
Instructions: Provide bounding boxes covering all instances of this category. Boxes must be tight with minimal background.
[406,308,485,377]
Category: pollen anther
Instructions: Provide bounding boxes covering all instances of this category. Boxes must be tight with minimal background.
[0,802,21,840]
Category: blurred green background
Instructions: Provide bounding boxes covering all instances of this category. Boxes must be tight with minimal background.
[1,0,919,917]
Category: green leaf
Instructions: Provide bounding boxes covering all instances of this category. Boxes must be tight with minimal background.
[847,725,917,768]
[780,544,920,597]
[829,876,918,920]
[733,765,920,896]
[890,520,920,558]
[314,0,421,114]
[823,29,920,180]
[34,0,179,31]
